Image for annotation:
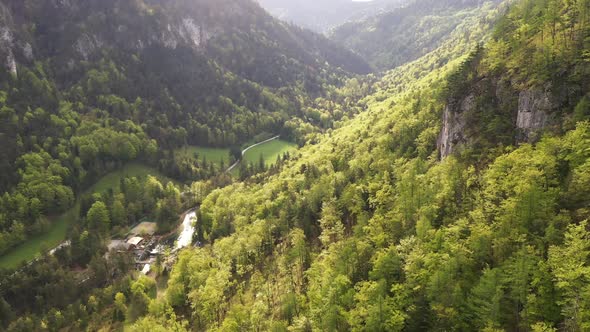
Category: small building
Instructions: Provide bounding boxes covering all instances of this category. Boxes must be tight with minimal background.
[127,236,144,249]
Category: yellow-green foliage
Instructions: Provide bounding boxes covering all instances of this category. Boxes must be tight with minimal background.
[6,0,590,331]
[136,1,590,330]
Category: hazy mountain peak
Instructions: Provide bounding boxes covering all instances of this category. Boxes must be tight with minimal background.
[256,0,406,33]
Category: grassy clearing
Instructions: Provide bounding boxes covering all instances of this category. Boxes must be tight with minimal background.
[230,139,298,176]
[174,146,230,167]
[0,163,171,270]
[242,139,298,166]
[0,203,79,271]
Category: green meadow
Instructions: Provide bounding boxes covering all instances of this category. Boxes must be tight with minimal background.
[242,139,298,166]
[0,163,171,269]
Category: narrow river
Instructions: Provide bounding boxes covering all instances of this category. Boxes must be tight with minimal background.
[176,210,196,249]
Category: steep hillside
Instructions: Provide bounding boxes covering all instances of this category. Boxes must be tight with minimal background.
[105,0,590,330]
[3,0,590,331]
[0,0,370,84]
[331,0,506,71]
[440,0,590,159]
[0,0,370,259]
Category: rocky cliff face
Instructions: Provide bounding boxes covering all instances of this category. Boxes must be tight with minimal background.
[0,3,28,77]
[437,75,516,159]
[73,18,215,61]
[516,88,553,142]
[0,0,369,89]
[0,26,16,76]
[438,79,573,159]
[0,0,218,64]
[516,81,580,141]
[438,94,473,159]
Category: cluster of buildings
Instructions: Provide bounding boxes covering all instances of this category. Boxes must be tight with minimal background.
[107,222,163,275]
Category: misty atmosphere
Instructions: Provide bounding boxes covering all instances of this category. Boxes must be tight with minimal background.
[0,0,590,331]
[256,0,406,32]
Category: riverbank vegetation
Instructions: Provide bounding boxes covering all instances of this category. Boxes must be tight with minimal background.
[3,0,590,330]
[0,164,172,269]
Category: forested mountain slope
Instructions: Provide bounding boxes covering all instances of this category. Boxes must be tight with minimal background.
[0,0,370,258]
[440,0,590,158]
[331,0,507,71]
[109,0,590,330]
[3,0,590,331]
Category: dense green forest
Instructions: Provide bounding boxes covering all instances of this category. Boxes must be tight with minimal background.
[2,0,590,331]
[0,0,371,258]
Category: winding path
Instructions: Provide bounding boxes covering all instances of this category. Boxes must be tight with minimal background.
[226,135,280,173]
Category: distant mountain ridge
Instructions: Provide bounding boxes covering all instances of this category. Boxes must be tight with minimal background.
[256,0,406,33]
[331,0,506,70]
[0,0,371,83]
[0,0,371,191]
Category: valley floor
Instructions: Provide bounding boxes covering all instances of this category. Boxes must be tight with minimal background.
[0,163,171,269]
[0,138,298,269]
[228,137,298,174]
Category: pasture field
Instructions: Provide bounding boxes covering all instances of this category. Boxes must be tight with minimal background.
[242,139,298,166]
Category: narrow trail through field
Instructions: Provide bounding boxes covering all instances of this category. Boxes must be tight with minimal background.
[226,135,280,173]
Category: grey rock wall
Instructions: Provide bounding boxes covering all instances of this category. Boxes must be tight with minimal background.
[438,94,474,159]
[516,88,552,142]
